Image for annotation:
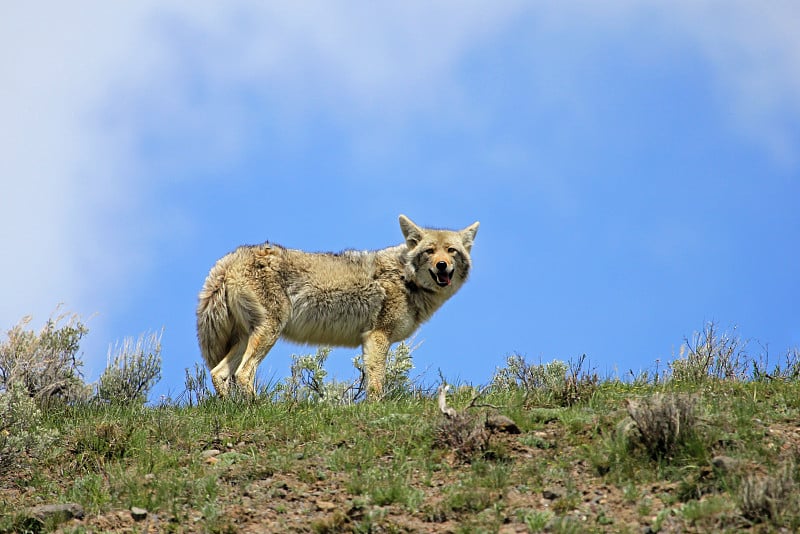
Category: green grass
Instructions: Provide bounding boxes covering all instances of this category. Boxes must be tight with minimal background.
[4,379,800,532]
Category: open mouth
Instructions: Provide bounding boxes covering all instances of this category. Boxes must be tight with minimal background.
[430,269,452,287]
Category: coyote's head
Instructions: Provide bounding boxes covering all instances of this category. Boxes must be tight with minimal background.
[399,214,479,292]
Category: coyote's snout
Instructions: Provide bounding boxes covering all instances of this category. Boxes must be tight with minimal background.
[432,259,454,287]
[196,215,479,399]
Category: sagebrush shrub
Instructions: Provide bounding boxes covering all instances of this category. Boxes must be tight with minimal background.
[0,310,90,406]
[624,393,698,460]
[97,331,163,405]
[752,348,800,381]
[0,382,59,471]
[491,354,568,393]
[281,346,334,403]
[491,354,597,406]
[352,340,416,400]
[280,342,416,404]
[670,322,748,383]
[558,354,599,407]
[183,362,212,406]
[379,340,415,397]
[738,463,795,523]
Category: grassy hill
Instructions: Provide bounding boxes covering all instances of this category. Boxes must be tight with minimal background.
[2,317,800,532]
[3,378,800,532]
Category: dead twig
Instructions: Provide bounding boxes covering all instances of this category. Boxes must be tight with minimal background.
[437,384,457,418]
[467,384,501,410]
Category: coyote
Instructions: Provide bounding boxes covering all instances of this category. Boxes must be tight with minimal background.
[197,215,479,399]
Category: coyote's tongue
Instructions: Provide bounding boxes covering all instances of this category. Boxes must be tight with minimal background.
[431,269,451,287]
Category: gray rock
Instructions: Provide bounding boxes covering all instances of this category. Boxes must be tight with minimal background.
[542,487,562,500]
[711,455,739,472]
[29,502,85,524]
[485,414,521,434]
[316,500,337,512]
[131,506,149,521]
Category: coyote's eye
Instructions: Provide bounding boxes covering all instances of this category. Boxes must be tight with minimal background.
[448,247,457,254]
[425,248,435,255]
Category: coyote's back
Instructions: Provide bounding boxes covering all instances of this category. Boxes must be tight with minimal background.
[197,215,479,399]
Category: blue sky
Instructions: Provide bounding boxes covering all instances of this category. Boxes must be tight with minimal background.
[2,2,799,398]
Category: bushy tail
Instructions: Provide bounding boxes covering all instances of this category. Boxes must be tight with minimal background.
[196,259,235,370]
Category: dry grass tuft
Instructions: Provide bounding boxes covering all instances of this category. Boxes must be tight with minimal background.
[433,412,490,461]
[624,393,698,460]
[738,463,795,524]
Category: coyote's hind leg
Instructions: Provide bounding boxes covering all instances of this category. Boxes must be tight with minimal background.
[210,339,248,396]
[235,321,283,396]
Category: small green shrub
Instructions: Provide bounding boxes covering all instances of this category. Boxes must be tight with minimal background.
[280,342,417,404]
[360,340,416,399]
[752,348,800,381]
[183,362,212,406]
[491,354,597,406]
[558,354,599,407]
[0,309,90,406]
[519,509,553,532]
[97,330,163,405]
[0,382,59,471]
[491,354,567,393]
[281,346,335,403]
[670,322,748,383]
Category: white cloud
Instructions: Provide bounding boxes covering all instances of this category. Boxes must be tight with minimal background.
[0,1,529,339]
[1,4,144,329]
[672,0,800,167]
[539,1,800,167]
[109,2,531,167]
[1,0,798,339]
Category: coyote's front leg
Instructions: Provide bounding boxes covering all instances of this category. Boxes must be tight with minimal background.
[362,330,391,400]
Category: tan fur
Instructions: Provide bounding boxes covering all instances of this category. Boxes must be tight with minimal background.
[197,215,479,399]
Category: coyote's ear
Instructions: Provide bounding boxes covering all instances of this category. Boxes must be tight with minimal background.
[460,221,480,252]
[399,214,423,249]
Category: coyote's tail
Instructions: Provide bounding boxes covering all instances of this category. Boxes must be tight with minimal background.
[196,258,235,370]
